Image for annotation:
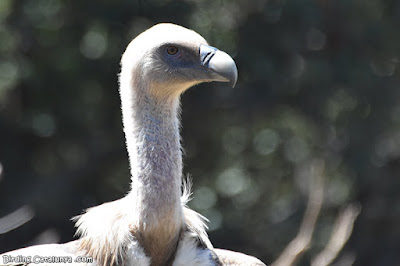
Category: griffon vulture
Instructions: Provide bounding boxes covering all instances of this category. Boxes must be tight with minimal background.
[1,23,265,266]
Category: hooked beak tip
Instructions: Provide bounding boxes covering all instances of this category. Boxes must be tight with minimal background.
[200,45,238,88]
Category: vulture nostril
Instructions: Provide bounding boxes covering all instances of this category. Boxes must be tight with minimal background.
[202,52,215,66]
[200,44,218,66]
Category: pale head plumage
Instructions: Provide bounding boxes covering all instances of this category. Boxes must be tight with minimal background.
[120,23,210,100]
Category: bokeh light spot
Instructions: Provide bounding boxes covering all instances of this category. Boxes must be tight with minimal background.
[31,113,56,137]
[216,167,250,197]
[192,186,218,210]
[80,26,108,59]
[253,128,280,156]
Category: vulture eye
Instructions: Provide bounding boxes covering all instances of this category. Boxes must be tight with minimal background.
[166,46,179,56]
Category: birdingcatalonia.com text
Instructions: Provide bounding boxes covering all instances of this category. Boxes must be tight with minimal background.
[2,254,94,264]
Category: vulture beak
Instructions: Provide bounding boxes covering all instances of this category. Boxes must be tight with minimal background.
[200,45,238,88]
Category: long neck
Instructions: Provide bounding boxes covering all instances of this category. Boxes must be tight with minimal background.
[121,84,183,217]
[119,72,184,264]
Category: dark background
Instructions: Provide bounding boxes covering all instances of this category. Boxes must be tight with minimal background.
[1,1,399,265]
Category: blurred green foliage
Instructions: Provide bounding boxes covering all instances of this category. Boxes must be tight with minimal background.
[0,1,400,265]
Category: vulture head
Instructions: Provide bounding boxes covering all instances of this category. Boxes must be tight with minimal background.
[120,23,238,100]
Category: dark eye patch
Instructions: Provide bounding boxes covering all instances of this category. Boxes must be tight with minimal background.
[159,43,199,69]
